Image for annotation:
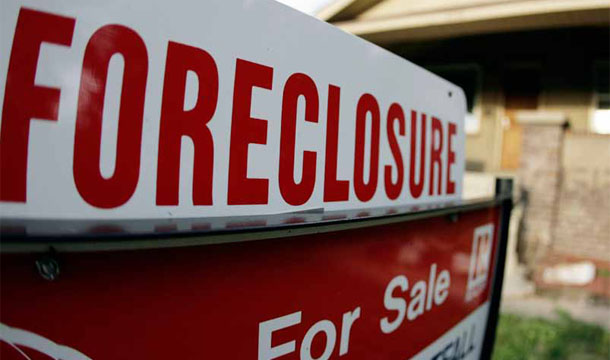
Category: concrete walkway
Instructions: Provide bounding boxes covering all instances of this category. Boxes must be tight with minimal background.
[500,295,610,330]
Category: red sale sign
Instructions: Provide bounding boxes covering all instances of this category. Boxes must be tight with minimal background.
[0,207,501,359]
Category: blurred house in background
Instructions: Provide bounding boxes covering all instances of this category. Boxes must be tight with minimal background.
[318,0,610,298]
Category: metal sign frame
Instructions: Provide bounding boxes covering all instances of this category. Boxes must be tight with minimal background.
[1,178,512,359]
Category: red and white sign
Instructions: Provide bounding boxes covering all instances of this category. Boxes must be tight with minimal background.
[0,0,466,220]
[0,208,499,359]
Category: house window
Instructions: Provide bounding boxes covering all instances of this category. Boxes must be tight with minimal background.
[427,65,481,134]
[592,62,610,134]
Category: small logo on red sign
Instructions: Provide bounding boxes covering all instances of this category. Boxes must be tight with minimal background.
[465,223,494,302]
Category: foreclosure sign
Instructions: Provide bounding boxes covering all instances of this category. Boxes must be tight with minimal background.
[0,0,465,220]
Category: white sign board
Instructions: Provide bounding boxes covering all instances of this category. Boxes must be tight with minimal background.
[0,0,466,220]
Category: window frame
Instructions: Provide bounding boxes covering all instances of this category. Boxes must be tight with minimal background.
[591,60,610,134]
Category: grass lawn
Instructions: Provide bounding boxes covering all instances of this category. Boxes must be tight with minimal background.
[492,311,610,360]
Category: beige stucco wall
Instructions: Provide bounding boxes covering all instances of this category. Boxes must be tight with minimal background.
[540,91,595,131]
[465,90,503,171]
[465,89,597,171]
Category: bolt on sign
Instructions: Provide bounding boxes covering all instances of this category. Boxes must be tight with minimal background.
[0,0,465,220]
[0,0,511,360]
